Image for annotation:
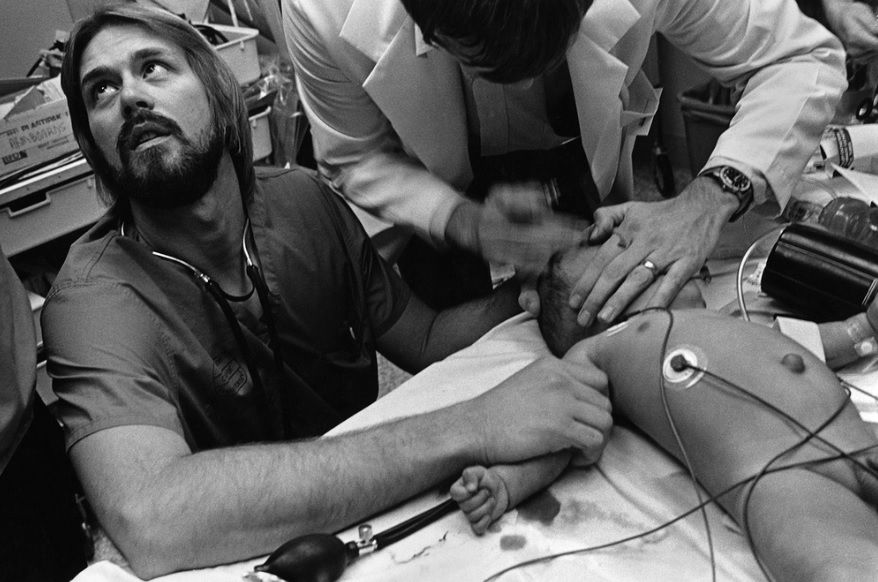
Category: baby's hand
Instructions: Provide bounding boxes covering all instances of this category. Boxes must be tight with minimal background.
[450,465,510,534]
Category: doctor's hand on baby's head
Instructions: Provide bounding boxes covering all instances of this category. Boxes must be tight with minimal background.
[565,181,727,328]
[537,240,706,357]
[519,213,708,320]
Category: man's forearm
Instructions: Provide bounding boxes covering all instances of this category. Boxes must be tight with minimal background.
[423,279,521,359]
[94,402,483,578]
[378,279,521,373]
[80,344,610,578]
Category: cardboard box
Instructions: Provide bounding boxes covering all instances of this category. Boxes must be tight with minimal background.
[0,77,78,179]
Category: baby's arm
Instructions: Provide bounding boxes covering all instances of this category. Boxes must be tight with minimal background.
[450,451,572,534]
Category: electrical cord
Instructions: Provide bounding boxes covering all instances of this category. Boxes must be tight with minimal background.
[693,369,876,476]
[656,310,716,582]
[637,308,878,478]
[735,228,783,322]
[483,308,878,582]
[738,399,849,582]
[839,377,878,405]
[482,445,877,582]
[656,310,878,581]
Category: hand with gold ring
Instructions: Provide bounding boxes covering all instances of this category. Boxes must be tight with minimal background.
[640,259,659,279]
[566,175,736,327]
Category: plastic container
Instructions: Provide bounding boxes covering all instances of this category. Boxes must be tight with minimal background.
[678,81,736,176]
[249,106,272,161]
[817,197,878,247]
[210,24,260,86]
[0,169,103,256]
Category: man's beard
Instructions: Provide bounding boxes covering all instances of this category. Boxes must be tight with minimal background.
[98,110,224,210]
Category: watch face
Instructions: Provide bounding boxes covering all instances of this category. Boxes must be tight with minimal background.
[720,167,751,192]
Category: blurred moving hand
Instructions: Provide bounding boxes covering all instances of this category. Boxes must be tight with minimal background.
[823,0,878,61]
[445,182,590,277]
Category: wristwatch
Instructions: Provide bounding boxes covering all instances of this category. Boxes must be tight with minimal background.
[701,166,754,222]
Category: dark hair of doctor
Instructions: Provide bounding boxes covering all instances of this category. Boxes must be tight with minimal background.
[400,0,594,83]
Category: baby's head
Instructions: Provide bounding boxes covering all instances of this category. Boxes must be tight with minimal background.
[537,244,705,356]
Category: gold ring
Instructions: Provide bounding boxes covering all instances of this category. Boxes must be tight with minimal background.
[641,259,658,276]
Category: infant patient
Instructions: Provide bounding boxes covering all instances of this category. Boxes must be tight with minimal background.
[450,244,878,582]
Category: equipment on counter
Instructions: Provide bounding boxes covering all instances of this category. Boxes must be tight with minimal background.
[762,222,878,322]
[817,197,878,248]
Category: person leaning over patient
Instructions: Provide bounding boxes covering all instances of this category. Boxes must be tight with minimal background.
[43,5,614,578]
[451,243,878,582]
[285,0,846,321]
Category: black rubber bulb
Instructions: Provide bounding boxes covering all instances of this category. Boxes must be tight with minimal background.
[253,533,359,582]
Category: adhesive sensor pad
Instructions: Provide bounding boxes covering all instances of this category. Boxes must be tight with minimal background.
[662,346,706,390]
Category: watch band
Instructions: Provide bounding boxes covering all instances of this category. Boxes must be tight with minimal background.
[701,166,754,222]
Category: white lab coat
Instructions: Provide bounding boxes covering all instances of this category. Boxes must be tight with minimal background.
[284,0,845,250]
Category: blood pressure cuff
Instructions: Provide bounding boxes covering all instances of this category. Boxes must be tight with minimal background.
[762,222,878,322]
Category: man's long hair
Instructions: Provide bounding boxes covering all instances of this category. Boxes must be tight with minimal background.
[401,0,593,83]
[60,3,254,218]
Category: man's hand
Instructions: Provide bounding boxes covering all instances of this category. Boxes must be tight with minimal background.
[823,0,878,61]
[469,355,611,465]
[445,183,590,277]
[568,176,736,327]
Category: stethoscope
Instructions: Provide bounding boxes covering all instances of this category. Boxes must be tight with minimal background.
[122,220,455,580]
[121,218,291,437]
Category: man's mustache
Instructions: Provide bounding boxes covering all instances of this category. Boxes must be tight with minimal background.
[117,111,185,155]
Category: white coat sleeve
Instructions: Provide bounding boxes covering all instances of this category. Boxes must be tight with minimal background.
[656,0,846,212]
[283,0,465,244]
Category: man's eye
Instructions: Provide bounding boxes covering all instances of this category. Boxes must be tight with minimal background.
[92,82,118,103]
[143,62,169,79]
